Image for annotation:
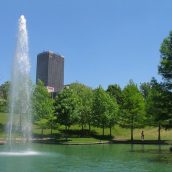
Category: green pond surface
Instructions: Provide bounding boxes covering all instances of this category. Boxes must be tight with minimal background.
[0,144,172,172]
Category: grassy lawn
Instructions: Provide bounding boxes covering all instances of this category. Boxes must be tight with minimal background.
[0,112,8,138]
[1,112,172,143]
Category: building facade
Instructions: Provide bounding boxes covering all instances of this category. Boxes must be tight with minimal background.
[36,51,64,93]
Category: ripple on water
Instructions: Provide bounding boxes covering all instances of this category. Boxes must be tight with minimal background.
[0,151,42,156]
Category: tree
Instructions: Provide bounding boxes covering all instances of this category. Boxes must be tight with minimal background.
[32,80,55,136]
[54,86,80,138]
[120,80,145,141]
[140,82,151,100]
[69,82,93,132]
[107,100,119,136]
[146,78,171,141]
[92,86,119,136]
[0,81,10,112]
[159,31,172,88]
[107,84,123,105]
[157,31,172,139]
[0,81,10,100]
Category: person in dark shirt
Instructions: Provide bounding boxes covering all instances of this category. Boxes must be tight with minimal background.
[141,130,144,141]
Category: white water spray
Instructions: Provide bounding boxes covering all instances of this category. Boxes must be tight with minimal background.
[8,15,32,146]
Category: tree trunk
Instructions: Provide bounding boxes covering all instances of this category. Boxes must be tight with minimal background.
[82,125,84,136]
[110,126,112,137]
[131,116,134,142]
[41,128,43,137]
[158,122,161,142]
[89,123,91,132]
[131,127,133,142]
[65,125,67,141]
[50,125,53,136]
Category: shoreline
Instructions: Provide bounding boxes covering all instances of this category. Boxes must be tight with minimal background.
[33,140,170,145]
[0,139,171,145]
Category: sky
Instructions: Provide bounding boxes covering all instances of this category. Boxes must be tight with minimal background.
[0,0,172,89]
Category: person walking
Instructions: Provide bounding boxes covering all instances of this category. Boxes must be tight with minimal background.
[141,130,144,141]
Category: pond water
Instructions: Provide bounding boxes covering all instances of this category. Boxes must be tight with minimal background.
[0,144,172,172]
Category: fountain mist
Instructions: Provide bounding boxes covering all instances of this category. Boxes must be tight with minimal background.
[8,15,32,146]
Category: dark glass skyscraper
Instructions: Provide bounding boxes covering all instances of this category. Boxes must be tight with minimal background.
[36,51,64,93]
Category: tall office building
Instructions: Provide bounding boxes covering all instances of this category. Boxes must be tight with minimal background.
[36,51,64,93]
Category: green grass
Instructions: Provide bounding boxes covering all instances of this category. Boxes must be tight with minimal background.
[1,112,172,143]
[0,112,8,124]
[0,112,8,138]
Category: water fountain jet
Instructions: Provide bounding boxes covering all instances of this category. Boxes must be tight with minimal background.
[7,15,32,147]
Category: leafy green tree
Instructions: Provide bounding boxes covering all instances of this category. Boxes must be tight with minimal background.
[0,81,10,100]
[159,31,172,87]
[157,31,172,137]
[35,119,49,134]
[107,101,119,136]
[107,84,123,105]
[54,87,81,136]
[32,80,55,136]
[0,81,10,112]
[92,86,119,136]
[47,114,58,135]
[146,78,171,141]
[70,82,93,132]
[120,80,145,141]
[140,82,151,100]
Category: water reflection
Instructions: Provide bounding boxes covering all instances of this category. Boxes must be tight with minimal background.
[0,144,172,172]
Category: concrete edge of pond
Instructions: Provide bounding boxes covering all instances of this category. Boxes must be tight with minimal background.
[0,141,5,145]
[32,140,111,145]
[31,139,172,145]
[111,140,170,145]
[0,139,171,146]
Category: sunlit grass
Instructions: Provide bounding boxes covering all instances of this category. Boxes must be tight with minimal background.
[0,112,8,124]
[0,112,172,142]
[0,113,7,138]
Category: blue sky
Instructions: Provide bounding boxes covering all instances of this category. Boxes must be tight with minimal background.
[0,0,172,89]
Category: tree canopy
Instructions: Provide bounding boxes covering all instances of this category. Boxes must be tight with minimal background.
[120,80,145,141]
[159,31,172,87]
[32,80,55,135]
[69,83,93,131]
[92,86,119,136]
[54,86,81,129]
[107,84,123,106]
[0,81,10,112]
